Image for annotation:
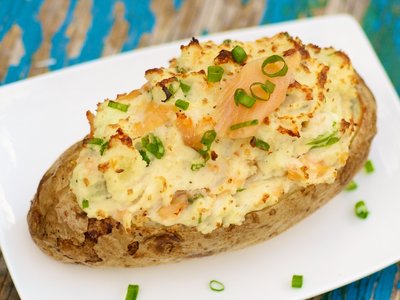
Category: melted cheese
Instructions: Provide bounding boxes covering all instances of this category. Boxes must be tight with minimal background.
[70,33,360,233]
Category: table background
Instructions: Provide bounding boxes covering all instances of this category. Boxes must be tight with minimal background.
[0,0,399,299]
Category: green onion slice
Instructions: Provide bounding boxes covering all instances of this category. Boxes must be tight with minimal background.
[232,45,247,64]
[291,275,303,288]
[125,284,139,300]
[250,137,270,151]
[188,193,204,204]
[209,280,225,292]
[364,159,375,174]
[139,149,150,166]
[87,138,104,145]
[175,99,190,110]
[249,81,275,101]
[307,131,340,149]
[108,100,129,112]
[262,55,288,77]
[234,88,256,108]
[345,180,358,191]
[355,200,369,219]
[180,81,191,95]
[82,199,89,209]
[207,66,224,82]
[141,134,165,159]
[100,142,109,156]
[191,163,205,171]
[236,187,246,192]
[201,130,217,150]
[230,119,258,131]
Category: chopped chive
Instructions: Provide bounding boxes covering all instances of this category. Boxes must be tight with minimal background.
[141,134,165,159]
[291,275,303,288]
[191,163,205,171]
[307,131,340,149]
[237,187,246,192]
[250,137,270,151]
[201,130,217,149]
[87,138,104,145]
[249,81,275,101]
[175,99,190,110]
[262,55,288,77]
[234,88,256,108]
[198,213,202,224]
[180,81,191,95]
[108,100,129,112]
[345,180,358,191]
[209,280,225,292]
[355,200,369,219]
[232,45,247,64]
[207,66,224,82]
[100,142,109,156]
[82,199,89,209]
[222,39,232,45]
[139,149,150,166]
[188,193,204,204]
[364,160,374,174]
[230,119,258,131]
[125,284,139,300]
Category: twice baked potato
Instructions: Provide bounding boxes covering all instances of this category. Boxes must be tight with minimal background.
[28,33,376,267]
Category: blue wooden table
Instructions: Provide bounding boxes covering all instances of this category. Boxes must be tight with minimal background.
[0,1,399,299]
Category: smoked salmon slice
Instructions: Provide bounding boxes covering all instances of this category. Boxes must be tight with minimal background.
[214,51,301,139]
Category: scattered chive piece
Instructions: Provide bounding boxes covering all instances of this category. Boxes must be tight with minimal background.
[201,130,217,149]
[191,163,205,171]
[207,66,224,82]
[82,199,89,209]
[108,100,129,112]
[209,280,225,292]
[188,193,204,204]
[291,275,303,288]
[355,200,369,219]
[87,138,104,145]
[237,188,246,192]
[198,213,202,224]
[232,45,247,64]
[125,284,139,300]
[175,99,190,110]
[249,81,275,101]
[230,119,258,131]
[345,180,358,191]
[250,137,270,151]
[307,131,340,149]
[262,55,288,77]
[100,142,109,156]
[364,160,375,174]
[141,134,165,159]
[139,149,150,166]
[180,81,191,95]
[222,39,232,45]
[234,88,256,108]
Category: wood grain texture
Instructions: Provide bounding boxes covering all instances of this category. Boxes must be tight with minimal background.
[0,0,399,299]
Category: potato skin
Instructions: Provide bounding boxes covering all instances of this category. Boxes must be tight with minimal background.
[27,76,376,267]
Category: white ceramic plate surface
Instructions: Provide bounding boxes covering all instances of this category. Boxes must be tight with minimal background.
[0,14,399,300]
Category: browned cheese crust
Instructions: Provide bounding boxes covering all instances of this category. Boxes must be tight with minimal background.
[27,75,376,267]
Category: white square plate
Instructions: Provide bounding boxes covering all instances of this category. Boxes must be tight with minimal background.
[0,14,399,300]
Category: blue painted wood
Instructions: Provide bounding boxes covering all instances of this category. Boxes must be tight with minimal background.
[3,0,43,83]
[120,0,155,51]
[50,0,79,70]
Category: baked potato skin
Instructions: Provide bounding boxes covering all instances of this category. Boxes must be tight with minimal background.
[27,77,376,267]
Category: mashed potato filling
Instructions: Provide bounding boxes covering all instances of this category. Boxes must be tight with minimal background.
[71,33,360,233]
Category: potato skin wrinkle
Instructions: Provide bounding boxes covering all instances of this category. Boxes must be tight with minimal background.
[27,35,377,267]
